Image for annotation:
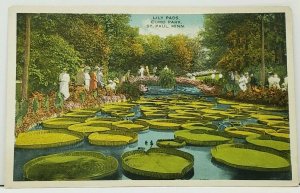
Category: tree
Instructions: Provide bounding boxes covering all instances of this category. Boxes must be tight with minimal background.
[21,14,31,100]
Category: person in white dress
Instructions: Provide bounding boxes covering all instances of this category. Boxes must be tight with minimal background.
[268,73,274,88]
[211,73,216,79]
[59,68,70,100]
[139,65,145,78]
[219,73,223,79]
[272,74,281,89]
[238,74,248,92]
[282,76,288,91]
[84,66,91,91]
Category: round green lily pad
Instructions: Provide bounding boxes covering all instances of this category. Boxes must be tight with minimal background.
[168,113,198,120]
[42,118,81,129]
[175,130,232,146]
[121,148,194,179]
[224,127,260,138]
[113,123,149,132]
[68,122,110,134]
[181,123,214,130]
[156,139,186,148]
[246,135,290,152]
[88,130,138,146]
[15,130,83,149]
[266,131,290,142]
[147,119,181,130]
[243,124,276,134]
[211,144,290,171]
[24,151,118,180]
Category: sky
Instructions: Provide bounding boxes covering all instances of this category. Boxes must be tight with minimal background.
[130,14,204,37]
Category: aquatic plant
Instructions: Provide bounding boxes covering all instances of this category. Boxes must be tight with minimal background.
[211,144,290,171]
[15,130,84,149]
[175,129,232,146]
[158,69,176,88]
[121,148,193,179]
[88,130,138,146]
[24,151,118,180]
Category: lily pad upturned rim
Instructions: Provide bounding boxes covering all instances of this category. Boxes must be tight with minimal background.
[211,143,290,172]
[24,151,118,180]
[121,148,194,179]
[15,129,84,149]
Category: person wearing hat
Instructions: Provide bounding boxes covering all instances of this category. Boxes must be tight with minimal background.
[59,68,70,100]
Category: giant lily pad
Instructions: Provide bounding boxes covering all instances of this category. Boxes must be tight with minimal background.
[156,139,186,148]
[147,119,181,130]
[181,122,214,130]
[88,130,138,146]
[224,127,260,138]
[175,130,232,146]
[211,144,290,171]
[24,151,118,180]
[122,148,193,179]
[42,118,81,129]
[246,135,290,152]
[68,122,110,134]
[113,123,149,132]
[15,130,83,149]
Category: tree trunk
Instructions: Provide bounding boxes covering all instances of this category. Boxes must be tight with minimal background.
[260,15,266,87]
[21,14,31,100]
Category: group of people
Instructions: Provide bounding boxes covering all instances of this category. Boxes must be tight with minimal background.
[228,71,288,92]
[75,66,105,92]
[137,65,166,78]
[59,65,116,101]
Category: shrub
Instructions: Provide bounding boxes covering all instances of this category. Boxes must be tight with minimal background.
[158,69,176,88]
[116,81,141,101]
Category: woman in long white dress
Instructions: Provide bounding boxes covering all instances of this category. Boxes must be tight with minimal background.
[59,69,70,100]
[84,67,91,91]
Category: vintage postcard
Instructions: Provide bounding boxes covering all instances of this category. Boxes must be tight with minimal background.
[5,6,298,188]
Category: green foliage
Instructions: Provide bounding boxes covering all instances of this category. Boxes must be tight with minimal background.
[202,13,287,77]
[43,95,49,111]
[79,92,86,104]
[32,97,39,114]
[16,100,28,126]
[116,81,141,101]
[54,92,64,110]
[158,69,176,89]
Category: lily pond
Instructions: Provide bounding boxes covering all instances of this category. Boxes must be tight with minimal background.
[14,85,292,181]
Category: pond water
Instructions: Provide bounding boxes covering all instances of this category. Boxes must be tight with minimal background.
[14,85,291,181]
